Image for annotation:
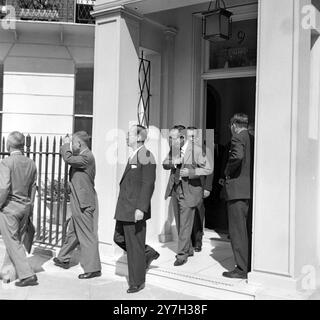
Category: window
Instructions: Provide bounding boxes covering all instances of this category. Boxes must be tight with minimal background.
[208,18,258,70]
[74,66,94,147]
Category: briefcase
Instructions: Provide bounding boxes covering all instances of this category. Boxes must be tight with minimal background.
[21,217,35,254]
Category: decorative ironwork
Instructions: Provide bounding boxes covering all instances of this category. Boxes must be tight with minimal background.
[138,52,151,128]
[75,0,95,24]
[1,0,95,24]
[0,134,70,248]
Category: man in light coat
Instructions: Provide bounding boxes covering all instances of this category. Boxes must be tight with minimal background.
[0,131,37,287]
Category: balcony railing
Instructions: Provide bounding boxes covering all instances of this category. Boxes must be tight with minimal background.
[0,0,95,24]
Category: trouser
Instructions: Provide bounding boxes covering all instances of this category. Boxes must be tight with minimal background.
[57,196,101,273]
[227,199,250,273]
[0,252,16,281]
[191,200,205,248]
[114,220,157,287]
[171,184,196,261]
[0,210,34,280]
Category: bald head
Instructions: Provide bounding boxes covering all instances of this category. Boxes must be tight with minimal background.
[7,131,25,152]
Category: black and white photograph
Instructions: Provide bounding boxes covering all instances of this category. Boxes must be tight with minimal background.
[0,0,319,307]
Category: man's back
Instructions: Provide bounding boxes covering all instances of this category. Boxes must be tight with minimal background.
[224,130,251,201]
[0,152,37,208]
[64,147,96,210]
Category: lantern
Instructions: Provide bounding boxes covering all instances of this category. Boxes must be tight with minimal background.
[202,0,232,42]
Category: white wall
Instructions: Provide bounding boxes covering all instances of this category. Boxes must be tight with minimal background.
[0,23,95,143]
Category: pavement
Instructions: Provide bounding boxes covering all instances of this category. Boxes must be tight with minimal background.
[0,244,203,300]
[0,229,240,300]
[0,238,208,300]
[2,230,317,300]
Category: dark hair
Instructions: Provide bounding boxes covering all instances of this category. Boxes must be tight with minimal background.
[171,125,186,136]
[7,131,25,149]
[230,113,249,129]
[73,131,90,146]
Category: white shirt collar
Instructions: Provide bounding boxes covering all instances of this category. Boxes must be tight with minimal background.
[129,145,144,160]
[10,150,22,155]
[181,141,189,154]
[238,128,248,134]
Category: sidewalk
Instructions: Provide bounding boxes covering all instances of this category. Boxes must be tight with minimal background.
[0,240,201,300]
[0,229,255,300]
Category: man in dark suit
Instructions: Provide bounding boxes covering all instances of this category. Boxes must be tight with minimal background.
[114,125,159,294]
[222,114,253,279]
[187,127,214,253]
[0,131,38,287]
[53,131,101,279]
[163,126,213,266]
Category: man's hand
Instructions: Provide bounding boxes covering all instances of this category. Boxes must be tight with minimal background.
[180,168,190,177]
[135,209,144,222]
[218,178,225,186]
[63,135,71,145]
[203,190,211,198]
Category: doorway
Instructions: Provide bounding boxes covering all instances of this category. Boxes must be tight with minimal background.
[204,76,256,233]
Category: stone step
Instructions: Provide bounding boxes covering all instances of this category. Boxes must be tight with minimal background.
[102,259,258,300]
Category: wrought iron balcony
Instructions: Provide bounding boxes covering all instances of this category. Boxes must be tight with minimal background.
[0,0,95,24]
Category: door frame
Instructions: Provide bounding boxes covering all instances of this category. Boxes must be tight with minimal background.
[196,5,259,270]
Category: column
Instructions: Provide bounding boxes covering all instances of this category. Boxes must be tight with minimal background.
[91,5,141,253]
[155,27,178,243]
[249,0,319,296]
[161,27,177,129]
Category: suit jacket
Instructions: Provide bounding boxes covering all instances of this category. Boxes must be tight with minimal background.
[60,144,96,210]
[163,142,213,208]
[0,152,37,251]
[114,145,156,223]
[224,130,252,201]
[0,152,37,215]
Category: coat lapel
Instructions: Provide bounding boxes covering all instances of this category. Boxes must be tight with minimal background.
[120,161,131,184]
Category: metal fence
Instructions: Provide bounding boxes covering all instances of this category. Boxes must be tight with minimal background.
[0,135,70,248]
[0,0,95,24]
[138,52,151,128]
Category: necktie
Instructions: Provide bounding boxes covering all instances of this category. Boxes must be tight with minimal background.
[174,147,183,185]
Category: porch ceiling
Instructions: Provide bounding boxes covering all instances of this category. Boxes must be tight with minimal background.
[126,0,257,14]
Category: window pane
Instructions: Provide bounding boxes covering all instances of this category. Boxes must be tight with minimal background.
[209,19,257,70]
[74,117,93,148]
[75,67,94,115]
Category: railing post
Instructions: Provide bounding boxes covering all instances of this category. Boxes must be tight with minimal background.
[26,134,31,157]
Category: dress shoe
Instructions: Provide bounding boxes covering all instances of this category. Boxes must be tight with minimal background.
[53,257,70,269]
[146,251,160,270]
[15,275,38,287]
[174,259,187,267]
[78,271,101,279]
[194,246,202,252]
[127,283,145,294]
[222,268,247,279]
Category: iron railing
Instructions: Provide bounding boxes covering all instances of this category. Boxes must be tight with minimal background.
[138,52,151,128]
[0,134,70,248]
[0,0,95,24]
